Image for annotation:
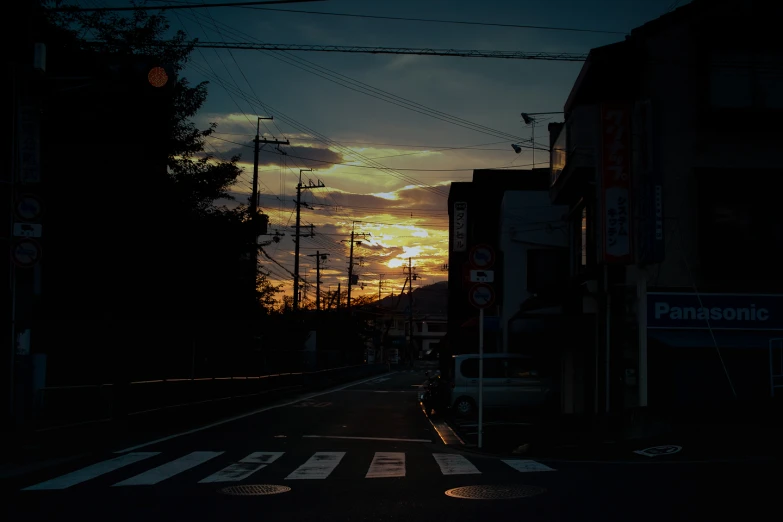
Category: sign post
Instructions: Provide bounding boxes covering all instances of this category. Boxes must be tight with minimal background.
[468,244,496,449]
[479,307,484,449]
[468,281,495,449]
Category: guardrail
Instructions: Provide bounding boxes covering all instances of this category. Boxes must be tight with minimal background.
[34,363,389,430]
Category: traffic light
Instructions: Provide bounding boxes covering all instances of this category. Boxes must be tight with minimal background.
[101,54,177,93]
[99,54,178,160]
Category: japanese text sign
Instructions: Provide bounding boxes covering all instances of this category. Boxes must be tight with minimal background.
[600,102,633,264]
[453,202,467,252]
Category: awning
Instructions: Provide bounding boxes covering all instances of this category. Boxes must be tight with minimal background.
[648,329,781,349]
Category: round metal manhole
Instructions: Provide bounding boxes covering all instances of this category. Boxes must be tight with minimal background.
[218,484,291,496]
[445,484,546,500]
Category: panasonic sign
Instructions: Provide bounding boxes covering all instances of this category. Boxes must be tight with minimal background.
[647,293,783,330]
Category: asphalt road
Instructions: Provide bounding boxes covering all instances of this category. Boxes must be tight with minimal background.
[4,370,778,521]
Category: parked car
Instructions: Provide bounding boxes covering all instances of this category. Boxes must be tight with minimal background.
[446,353,553,417]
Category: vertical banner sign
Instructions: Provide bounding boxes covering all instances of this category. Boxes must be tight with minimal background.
[600,102,633,264]
[453,202,467,252]
[18,105,42,184]
[634,100,664,265]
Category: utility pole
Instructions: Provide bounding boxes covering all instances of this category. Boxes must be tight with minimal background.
[403,258,418,365]
[292,169,325,312]
[343,222,370,312]
[307,251,329,311]
[249,116,283,215]
[249,117,287,304]
[378,274,384,302]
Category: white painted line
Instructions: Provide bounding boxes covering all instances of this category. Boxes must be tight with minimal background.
[113,451,223,486]
[370,377,390,383]
[502,459,556,473]
[23,452,160,490]
[365,452,405,478]
[115,372,398,453]
[198,452,284,483]
[432,453,481,475]
[302,435,432,443]
[285,452,345,480]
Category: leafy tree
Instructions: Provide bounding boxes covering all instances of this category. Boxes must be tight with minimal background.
[43,0,280,316]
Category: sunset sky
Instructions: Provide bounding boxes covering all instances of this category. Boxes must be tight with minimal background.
[142,0,682,303]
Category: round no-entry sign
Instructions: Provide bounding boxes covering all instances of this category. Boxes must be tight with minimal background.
[469,283,495,309]
[469,244,495,269]
[11,238,42,268]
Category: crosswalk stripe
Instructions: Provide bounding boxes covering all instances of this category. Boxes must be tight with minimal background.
[198,452,284,483]
[285,452,345,480]
[432,453,481,475]
[23,452,160,490]
[502,459,556,473]
[113,451,223,486]
[365,452,405,478]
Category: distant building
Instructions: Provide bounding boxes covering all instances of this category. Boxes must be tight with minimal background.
[446,169,550,361]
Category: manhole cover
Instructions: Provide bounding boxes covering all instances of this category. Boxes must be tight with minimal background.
[445,484,546,500]
[219,484,291,496]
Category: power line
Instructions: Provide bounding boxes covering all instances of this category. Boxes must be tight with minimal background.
[206,135,547,171]
[169,10,533,143]
[164,26,452,197]
[180,41,589,62]
[49,0,326,13]
[191,61,452,195]
[240,6,628,35]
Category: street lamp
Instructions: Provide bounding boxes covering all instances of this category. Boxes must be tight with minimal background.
[512,111,564,167]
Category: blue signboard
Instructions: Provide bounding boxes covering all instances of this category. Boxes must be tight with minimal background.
[647,292,783,330]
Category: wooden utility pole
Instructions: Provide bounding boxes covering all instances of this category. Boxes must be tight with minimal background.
[343,222,370,312]
[249,117,286,303]
[307,251,329,311]
[292,169,325,312]
[403,258,418,365]
[249,116,283,215]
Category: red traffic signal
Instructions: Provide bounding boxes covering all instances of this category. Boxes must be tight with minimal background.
[102,55,177,94]
[147,66,170,88]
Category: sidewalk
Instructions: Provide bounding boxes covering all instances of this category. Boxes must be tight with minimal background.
[445,407,783,462]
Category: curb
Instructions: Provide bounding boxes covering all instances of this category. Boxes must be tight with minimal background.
[437,418,782,465]
[439,439,780,464]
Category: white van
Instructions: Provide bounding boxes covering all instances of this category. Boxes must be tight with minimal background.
[447,354,552,416]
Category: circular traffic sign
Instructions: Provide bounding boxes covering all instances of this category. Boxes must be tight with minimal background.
[14,193,43,222]
[469,244,495,269]
[11,238,42,268]
[468,283,495,309]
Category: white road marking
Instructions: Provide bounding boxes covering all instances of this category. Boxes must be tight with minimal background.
[115,372,398,453]
[370,377,390,383]
[432,453,481,475]
[365,452,405,478]
[302,435,431,443]
[113,451,223,486]
[198,452,284,483]
[23,452,160,490]
[285,452,345,480]
[502,459,556,473]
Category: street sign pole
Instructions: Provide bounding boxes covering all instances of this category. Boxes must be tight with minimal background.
[478,307,484,449]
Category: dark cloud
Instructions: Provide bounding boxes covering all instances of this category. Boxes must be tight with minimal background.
[217,143,344,170]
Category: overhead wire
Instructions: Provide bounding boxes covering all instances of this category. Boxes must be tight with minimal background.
[187,60,452,196]
[175,8,530,148]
